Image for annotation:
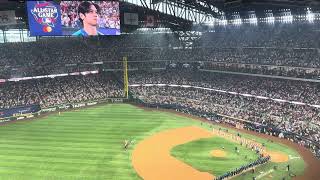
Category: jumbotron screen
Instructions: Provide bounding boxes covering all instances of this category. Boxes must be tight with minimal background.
[27,1,120,36]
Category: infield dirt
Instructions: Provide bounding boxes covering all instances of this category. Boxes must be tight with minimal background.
[132,126,215,180]
[211,149,227,158]
[135,105,320,180]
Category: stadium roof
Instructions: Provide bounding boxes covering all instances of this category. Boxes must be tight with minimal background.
[159,0,320,10]
[221,0,320,11]
[153,0,320,18]
[0,0,319,30]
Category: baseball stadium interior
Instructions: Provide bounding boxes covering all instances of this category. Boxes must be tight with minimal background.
[0,0,320,180]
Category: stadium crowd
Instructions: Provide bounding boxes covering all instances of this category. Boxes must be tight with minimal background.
[0,73,123,109]
[1,23,320,79]
[0,21,320,160]
[197,24,320,48]
[129,70,320,105]
[1,42,319,68]
[129,70,320,158]
[205,62,320,79]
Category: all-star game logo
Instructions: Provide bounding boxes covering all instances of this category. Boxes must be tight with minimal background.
[31,1,58,33]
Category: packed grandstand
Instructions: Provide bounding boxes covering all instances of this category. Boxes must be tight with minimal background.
[0,21,320,162]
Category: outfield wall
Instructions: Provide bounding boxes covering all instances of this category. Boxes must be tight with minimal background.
[41,98,124,112]
[0,104,40,120]
[0,98,125,123]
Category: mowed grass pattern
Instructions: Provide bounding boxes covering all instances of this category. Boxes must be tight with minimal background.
[0,104,305,180]
[0,104,200,180]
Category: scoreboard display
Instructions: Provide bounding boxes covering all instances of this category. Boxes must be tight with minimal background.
[27,1,120,36]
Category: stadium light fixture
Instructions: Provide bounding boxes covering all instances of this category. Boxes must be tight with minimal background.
[247,11,258,25]
[228,12,242,26]
[249,17,258,25]
[265,10,274,24]
[218,15,228,26]
[220,19,228,26]
[284,15,293,23]
[266,16,275,24]
[280,9,293,23]
[306,9,314,23]
[234,18,242,25]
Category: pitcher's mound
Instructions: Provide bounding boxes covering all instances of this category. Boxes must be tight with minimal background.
[211,150,226,158]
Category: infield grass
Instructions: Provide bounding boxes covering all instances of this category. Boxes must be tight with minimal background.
[173,122,305,180]
[171,136,260,176]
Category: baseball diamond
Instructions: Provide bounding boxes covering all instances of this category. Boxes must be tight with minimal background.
[0,0,320,179]
[0,104,318,180]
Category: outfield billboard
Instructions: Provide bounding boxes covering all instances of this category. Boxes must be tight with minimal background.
[0,104,41,118]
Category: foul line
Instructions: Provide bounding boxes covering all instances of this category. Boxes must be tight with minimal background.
[256,169,274,179]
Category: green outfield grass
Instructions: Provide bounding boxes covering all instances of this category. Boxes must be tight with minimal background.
[0,104,305,180]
